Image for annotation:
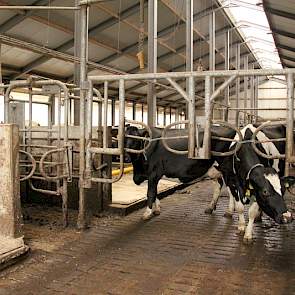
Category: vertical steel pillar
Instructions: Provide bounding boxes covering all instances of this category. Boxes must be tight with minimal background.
[209,11,215,93]
[156,106,159,125]
[188,75,196,158]
[169,107,172,124]
[243,55,248,124]
[132,102,136,120]
[111,99,115,126]
[224,31,230,121]
[77,4,88,230]
[285,73,294,176]
[147,0,157,127]
[175,108,179,122]
[74,0,81,125]
[141,104,144,122]
[254,76,259,122]
[163,107,166,126]
[186,0,193,113]
[203,75,211,159]
[250,63,255,122]
[235,44,240,126]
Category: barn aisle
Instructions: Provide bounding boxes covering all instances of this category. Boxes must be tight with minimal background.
[0,179,294,295]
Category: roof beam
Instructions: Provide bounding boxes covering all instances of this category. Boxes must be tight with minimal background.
[11,1,145,79]
[264,7,295,21]
[0,0,50,33]
[272,28,295,40]
[277,43,295,53]
[280,54,295,63]
[96,4,218,66]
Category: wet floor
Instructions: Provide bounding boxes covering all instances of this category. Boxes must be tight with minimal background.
[0,180,294,295]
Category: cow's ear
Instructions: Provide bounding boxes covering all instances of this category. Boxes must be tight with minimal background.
[282,176,295,188]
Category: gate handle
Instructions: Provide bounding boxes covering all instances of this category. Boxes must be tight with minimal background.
[39,147,71,181]
[211,121,243,157]
[124,119,153,154]
[251,120,286,160]
[19,150,36,181]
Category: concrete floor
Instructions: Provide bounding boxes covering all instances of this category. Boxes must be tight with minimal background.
[0,179,295,295]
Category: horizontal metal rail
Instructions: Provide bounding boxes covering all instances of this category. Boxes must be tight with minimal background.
[88,69,295,82]
[19,150,36,182]
[0,6,79,10]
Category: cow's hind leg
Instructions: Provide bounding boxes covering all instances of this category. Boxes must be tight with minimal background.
[205,177,223,214]
[244,202,260,244]
[224,189,235,219]
[235,200,246,233]
[143,174,159,220]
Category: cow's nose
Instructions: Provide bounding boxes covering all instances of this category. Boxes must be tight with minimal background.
[282,211,293,224]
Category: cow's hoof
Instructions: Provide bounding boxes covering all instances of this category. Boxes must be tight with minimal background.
[238,225,246,234]
[223,212,233,219]
[204,208,214,214]
[243,236,253,244]
[153,209,161,216]
[142,208,153,221]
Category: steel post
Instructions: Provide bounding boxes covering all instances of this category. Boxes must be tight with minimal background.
[203,75,211,159]
[188,75,196,158]
[77,4,88,230]
[147,0,157,127]
[250,63,255,121]
[243,55,248,124]
[111,99,115,127]
[209,11,215,93]
[285,73,294,176]
[133,102,136,120]
[235,44,240,126]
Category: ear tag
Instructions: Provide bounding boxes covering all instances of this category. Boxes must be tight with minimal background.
[249,183,254,189]
[246,189,251,197]
[285,182,290,188]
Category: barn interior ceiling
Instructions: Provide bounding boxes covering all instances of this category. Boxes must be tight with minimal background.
[0,0,290,108]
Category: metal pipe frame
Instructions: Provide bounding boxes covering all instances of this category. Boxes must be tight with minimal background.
[235,44,241,126]
[87,68,295,82]
[0,6,79,10]
[77,3,88,229]
[285,73,294,175]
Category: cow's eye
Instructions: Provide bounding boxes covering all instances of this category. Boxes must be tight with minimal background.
[262,189,270,198]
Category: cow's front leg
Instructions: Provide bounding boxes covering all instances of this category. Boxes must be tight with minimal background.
[224,188,235,219]
[205,178,222,214]
[142,176,159,220]
[235,200,245,233]
[243,202,260,244]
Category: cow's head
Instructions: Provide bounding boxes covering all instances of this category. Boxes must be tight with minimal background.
[248,166,294,224]
[125,126,149,185]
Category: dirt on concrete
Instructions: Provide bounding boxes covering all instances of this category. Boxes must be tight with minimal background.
[0,180,295,295]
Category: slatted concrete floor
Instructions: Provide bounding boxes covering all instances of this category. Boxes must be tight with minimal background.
[0,180,295,295]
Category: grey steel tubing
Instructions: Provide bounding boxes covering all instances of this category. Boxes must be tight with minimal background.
[85,81,93,181]
[124,119,153,154]
[20,144,58,149]
[20,129,58,133]
[210,121,243,157]
[39,148,69,180]
[9,98,50,105]
[29,180,60,196]
[166,78,189,102]
[87,68,295,82]
[251,121,286,160]
[103,82,108,149]
[203,75,211,159]
[285,73,294,175]
[210,75,237,102]
[188,76,196,158]
[117,79,125,155]
[0,6,79,10]
[162,120,189,155]
[77,4,88,230]
[19,150,36,182]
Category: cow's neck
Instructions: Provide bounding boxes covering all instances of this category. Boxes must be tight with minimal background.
[130,154,147,173]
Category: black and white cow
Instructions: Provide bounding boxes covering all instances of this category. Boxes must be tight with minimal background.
[213,124,295,243]
[125,125,236,220]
